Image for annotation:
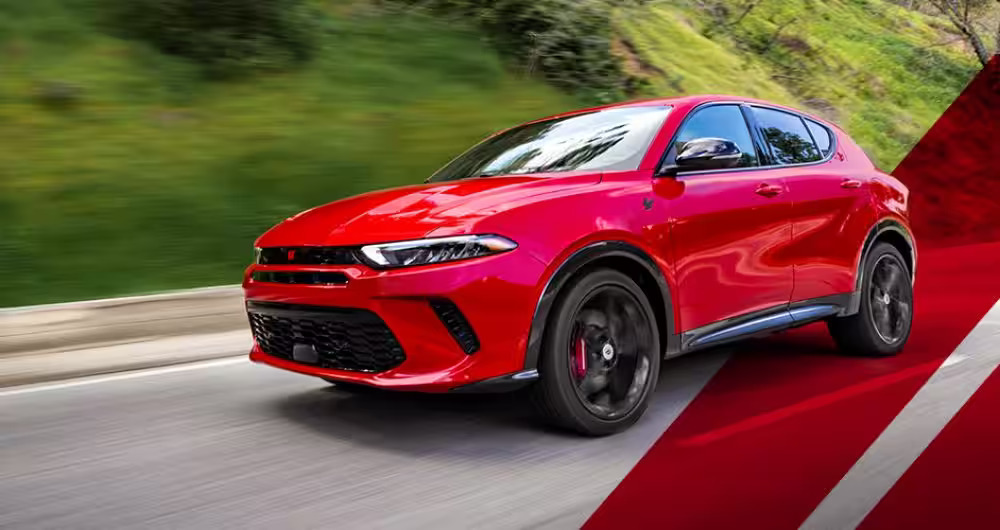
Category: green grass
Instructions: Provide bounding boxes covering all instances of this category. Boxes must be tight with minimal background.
[614,0,979,169]
[0,1,572,306]
[614,8,797,103]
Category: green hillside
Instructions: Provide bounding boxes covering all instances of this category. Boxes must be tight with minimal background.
[0,0,981,306]
[613,0,980,169]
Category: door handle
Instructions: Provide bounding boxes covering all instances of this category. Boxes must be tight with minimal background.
[755,183,783,198]
[840,178,863,189]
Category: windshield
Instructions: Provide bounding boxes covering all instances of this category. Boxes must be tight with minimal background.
[427,106,671,182]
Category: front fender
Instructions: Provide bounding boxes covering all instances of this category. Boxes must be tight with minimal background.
[522,241,677,371]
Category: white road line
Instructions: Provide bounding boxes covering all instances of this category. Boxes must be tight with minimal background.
[0,356,248,398]
[801,299,1000,529]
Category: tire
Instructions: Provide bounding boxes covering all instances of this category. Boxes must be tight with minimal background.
[532,268,661,436]
[828,242,913,356]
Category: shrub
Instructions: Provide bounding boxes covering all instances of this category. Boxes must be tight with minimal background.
[391,0,636,102]
[483,0,630,101]
[107,0,323,77]
[33,81,85,110]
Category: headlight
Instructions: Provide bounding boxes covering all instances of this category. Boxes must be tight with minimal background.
[359,235,517,268]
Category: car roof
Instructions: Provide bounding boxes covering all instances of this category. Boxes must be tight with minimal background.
[530,94,841,132]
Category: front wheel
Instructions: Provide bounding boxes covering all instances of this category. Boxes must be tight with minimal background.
[828,242,913,356]
[532,269,660,436]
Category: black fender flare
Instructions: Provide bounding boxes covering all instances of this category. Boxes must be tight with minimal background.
[848,219,917,314]
[522,241,677,371]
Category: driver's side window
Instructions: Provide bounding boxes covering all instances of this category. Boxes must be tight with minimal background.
[668,105,759,168]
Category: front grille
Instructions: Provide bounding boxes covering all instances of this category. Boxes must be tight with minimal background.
[247,302,405,373]
[429,298,480,354]
[253,270,348,285]
[257,246,360,266]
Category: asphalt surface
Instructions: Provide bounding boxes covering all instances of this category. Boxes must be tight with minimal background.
[5,296,997,529]
[0,348,728,530]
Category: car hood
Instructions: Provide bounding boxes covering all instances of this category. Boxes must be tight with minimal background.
[256,173,601,247]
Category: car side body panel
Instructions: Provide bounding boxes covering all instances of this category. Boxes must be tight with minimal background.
[656,169,794,332]
[783,149,877,303]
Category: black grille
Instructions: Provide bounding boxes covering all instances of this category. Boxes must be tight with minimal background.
[253,270,348,285]
[258,246,359,265]
[247,302,405,373]
[429,299,480,354]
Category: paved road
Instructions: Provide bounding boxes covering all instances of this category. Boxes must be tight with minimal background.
[0,349,728,529]
[5,300,997,529]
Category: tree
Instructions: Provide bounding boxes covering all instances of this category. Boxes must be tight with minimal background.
[924,0,1000,66]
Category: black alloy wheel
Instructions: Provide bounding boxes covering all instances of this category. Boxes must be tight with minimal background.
[868,253,911,345]
[533,268,660,436]
[828,242,914,356]
[569,289,653,419]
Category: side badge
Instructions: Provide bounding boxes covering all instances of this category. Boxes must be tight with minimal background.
[643,198,654,211]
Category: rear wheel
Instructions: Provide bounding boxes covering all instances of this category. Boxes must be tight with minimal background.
[828,242,913,356]
[532,269,660,436]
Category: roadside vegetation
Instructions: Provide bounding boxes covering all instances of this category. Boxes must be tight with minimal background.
[614,0,982,168]
[0,0,571,306]
[0,0,987,306]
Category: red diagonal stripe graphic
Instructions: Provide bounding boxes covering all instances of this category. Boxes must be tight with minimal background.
[585,57,1000,529]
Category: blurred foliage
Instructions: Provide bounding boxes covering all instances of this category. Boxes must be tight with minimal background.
[0,0,571,306]
[104,0,323,77]
[389,0,642,102]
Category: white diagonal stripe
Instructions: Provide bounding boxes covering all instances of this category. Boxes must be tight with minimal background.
[801,299,1000,529]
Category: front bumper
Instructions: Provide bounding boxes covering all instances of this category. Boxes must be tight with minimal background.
[243,249,547,392]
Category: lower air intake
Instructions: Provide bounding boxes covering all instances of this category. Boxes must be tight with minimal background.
[247,302,405,373]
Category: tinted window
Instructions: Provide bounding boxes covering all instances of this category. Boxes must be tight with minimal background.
[805,119,833,156]
[671,105,758,167]
[752,107,821,164]
[428,106,671,182]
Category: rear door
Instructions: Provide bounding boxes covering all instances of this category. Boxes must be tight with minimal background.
[749,107,875,302]
[654,103,794,333]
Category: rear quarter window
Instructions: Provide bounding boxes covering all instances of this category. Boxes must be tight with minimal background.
[805,119,834,157]
[751,107,822,164]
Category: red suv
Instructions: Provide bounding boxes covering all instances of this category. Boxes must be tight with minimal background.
[244,95,915,435]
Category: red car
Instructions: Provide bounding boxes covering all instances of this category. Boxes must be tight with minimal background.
[244,95,915,435]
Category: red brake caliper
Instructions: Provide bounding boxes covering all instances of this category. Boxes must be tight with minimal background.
[573,337,587,378]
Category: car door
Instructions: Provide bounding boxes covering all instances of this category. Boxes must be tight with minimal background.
[653,103,794,333]
[748,107,875,303]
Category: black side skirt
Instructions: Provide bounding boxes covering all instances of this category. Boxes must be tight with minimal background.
[675,292,856,355]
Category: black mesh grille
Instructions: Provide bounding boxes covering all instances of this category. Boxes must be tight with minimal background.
[247,302,404,373]
[253,270,348,285]
[429,299,480,354]
[257,247,359,265]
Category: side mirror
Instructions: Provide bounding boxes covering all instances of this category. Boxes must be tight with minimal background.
[659,137,743,175]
